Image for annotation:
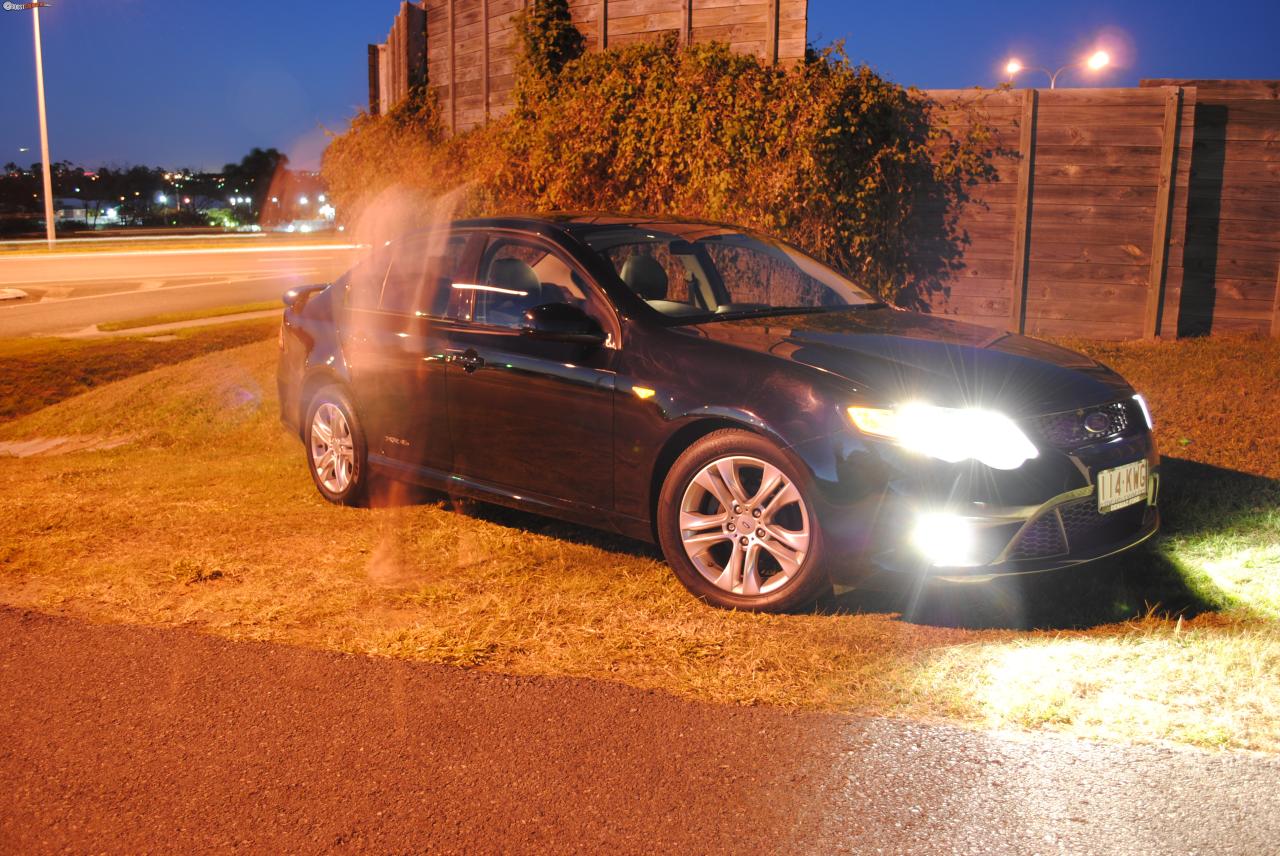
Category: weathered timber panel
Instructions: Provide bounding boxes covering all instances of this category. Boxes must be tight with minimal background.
[1145,79,1280,337]
[918,85,1199,340]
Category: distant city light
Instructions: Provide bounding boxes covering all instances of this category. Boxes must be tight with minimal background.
[1087,49,1111,70]
[319,203,335,219]
[271,196,279,203]
[299,196,309,205]
[183,197,191,204]
[157,193,167,204]
[318,194,326,203]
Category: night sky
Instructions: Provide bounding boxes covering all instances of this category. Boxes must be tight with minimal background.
[1,0,1276,172]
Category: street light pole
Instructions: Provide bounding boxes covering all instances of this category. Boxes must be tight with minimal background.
[31,3,56,248]
[1005,50,1111,90]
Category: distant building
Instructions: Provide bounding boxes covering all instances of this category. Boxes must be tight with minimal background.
[368,0,808,133]
[54,198,122,226]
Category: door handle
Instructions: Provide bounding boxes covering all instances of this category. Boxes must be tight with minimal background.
[447,349,485,373]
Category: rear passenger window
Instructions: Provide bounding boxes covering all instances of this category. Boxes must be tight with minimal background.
[378,234,468,318]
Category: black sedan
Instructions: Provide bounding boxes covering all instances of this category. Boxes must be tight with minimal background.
[277,214,1159,612]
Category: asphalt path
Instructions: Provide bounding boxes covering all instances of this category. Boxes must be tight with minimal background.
[0,245,357,336]
[2,608,1277,854]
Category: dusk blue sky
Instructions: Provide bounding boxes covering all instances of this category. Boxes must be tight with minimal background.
[1,0,1276,171]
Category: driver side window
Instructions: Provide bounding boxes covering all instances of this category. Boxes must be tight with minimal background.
[470,239,595,329]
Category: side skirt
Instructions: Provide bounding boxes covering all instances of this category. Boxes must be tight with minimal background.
[368,454,654,544]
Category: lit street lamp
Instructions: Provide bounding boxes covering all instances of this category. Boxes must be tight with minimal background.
[14,2,57,247]
[1004,49,1110,88]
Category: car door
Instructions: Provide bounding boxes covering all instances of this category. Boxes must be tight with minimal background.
[342,230,474,473]
[444,234,619,511]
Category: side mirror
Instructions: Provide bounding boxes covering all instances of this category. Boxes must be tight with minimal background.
[521,303,607,347]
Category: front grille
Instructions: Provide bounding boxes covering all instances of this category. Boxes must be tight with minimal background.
[1007,496,1146,561]
[1057,496,1146,550]
[1007,513,1066,560]
[1030,400,1140,449]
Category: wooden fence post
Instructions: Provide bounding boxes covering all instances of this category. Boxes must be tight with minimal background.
[682,0,693,47]
[766,0,779,64]
[1271,262,1280,338]
[599,0,608,50]
[1144,86,1182,339]
[448,0,456,134]
[367,44,381,115]
[482,0,490,123]
[1009,88,1037,334]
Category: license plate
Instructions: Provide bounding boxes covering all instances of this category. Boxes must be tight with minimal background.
[1097,460,1148,513]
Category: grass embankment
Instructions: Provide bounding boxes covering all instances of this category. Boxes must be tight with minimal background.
[0,333,1276,751]
[97,301,281,333]
[0,318,278,422]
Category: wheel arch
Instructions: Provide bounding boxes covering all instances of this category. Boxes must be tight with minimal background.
[298,367,349,436]
[647,415,790,542]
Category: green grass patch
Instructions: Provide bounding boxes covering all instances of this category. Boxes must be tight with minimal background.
[0,334,1277,752]
[97,301,281,332]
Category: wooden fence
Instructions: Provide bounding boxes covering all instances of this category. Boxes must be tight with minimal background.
[379,0,806,132]
[1143,79,1280,336]
[918,80,1279,339]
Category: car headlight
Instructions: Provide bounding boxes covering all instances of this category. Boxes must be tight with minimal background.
[848,402,1039,470]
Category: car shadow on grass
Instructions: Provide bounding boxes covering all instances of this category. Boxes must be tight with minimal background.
[830,457,1280,631]
[374,456,1277,632]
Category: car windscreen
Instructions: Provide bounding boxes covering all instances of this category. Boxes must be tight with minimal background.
[578,225,879,322]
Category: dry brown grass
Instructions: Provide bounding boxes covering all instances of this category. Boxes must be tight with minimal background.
[0,318,278,423]
[1,334,1278,752]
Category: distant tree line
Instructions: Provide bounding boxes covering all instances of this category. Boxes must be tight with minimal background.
[0,147,298,234]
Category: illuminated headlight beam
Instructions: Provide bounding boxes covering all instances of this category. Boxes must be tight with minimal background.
[848,402,1039,470]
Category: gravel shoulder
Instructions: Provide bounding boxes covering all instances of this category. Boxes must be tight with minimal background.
[2,608,1278,855]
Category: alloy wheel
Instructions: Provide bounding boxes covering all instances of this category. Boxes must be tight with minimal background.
[310,402,356,494]
[678,455,811,596]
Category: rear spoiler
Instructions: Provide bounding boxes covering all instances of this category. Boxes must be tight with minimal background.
[282,283,329,310]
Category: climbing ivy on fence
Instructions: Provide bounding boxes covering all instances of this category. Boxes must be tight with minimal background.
[322,2,993,304]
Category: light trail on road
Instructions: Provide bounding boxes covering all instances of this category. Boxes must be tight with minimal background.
[0,243,358,336]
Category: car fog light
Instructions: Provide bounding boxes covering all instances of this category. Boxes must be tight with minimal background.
[911,513,976,567]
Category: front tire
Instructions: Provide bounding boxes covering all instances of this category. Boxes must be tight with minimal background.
[656,429,830,613]
[304,384,370,507]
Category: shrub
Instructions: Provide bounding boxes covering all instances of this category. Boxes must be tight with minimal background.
[321,14,992,303]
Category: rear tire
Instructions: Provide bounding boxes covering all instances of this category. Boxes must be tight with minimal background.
[656,429,830,613]
[304,385,370,507]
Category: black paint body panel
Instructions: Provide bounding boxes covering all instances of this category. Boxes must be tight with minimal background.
[278,214,1159,581]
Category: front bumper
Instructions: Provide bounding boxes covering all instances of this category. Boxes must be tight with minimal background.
[866,476,1160,579]
[817,420,1161,584]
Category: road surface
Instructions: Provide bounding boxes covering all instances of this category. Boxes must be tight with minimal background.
[0,244,357,336]
[2,608,1277,854]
